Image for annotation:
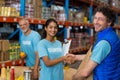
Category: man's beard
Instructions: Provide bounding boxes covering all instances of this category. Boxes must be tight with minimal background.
[22,28,29,33]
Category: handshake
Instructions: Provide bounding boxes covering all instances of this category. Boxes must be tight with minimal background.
[64,54,77,64]
[63,54,86,64]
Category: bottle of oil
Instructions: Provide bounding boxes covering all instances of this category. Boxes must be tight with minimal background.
[1,65,6,80]
[6,66,10,80]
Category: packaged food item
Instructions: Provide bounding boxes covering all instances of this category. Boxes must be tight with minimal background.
[24,70,32,80]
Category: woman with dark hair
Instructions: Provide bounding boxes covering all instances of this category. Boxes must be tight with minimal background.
[41,18,58,39]
[37,18,67,80]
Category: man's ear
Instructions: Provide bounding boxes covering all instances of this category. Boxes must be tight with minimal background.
[108,22,112,26]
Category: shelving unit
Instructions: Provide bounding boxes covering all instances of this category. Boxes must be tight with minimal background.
[0,0,120,68]
[0,16,119,28]
[0,16,94,27]
[0,59,25,68]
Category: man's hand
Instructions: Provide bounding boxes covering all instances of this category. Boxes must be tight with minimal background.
[32,66,39,80]
[64,54,76,64]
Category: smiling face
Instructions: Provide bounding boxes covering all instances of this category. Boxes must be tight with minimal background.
[93,12,111,32]
[19,20,29,33]
[45,21,58,38]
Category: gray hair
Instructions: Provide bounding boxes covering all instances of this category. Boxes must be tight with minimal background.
[19,18,29,24]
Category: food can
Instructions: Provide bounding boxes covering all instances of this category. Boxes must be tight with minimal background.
[24,70,32,80]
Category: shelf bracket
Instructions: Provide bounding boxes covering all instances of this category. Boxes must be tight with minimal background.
[7,28,20,40]
[20,0,26,16]
[47,0,54,7]
[57,27,65,36]
[64,27,67,40]
[43,0,47,7]
[64,0,69,20]
[89,5,93,23]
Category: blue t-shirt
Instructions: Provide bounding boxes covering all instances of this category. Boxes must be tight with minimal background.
[90,40,111,64]
[20,30,41,66]
[37,39,64,80]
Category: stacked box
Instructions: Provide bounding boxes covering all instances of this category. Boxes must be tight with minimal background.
[5,0,19,7]
[25,3,34,18]
[41,7,51,19]
[9,42,20,60]
[51,5,66,21]
[26,0,32,4]
[68,10,74,21]
[70,38,77,49]
[58,10,66,21]
[0,0,5,7]
[32,0,42,6]
[70,30,91,49]
[0,6,19,17]
[34,6,42,18]
[74,11,85,23]
[110,0,119,8]
[0,40,10,61]
[5,0,13,7]
[118,0,120,9]
[11,2,20,12]
[0,0,20,17]
[33,0,42,18]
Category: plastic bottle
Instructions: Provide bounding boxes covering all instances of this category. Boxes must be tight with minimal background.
[6,66,10,80]
[10,67,15,80]
[1,65,6,80]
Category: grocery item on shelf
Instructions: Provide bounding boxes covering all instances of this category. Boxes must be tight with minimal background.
[10,66,15,80]
[0,66,31,80]
[0,40,10,61]
[1,65,6,80]
[9,42,20,61]
[6,66,10,80]
[24,70,32,80]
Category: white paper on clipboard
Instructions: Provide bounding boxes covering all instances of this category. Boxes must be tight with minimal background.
[63,39,72,56]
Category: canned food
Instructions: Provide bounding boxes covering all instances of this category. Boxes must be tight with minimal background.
[24,70,32,80]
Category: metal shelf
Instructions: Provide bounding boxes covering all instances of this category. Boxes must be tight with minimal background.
[0,16,119,29]
[0,59,25,68]
[69,47,89,54]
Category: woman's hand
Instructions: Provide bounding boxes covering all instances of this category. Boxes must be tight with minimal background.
[64,54,77,64]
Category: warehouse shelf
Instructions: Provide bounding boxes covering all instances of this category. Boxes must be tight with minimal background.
[0,16,94,28]
[47,0,120,14]
[69,47,89,54]
[0,16,119,29]
[0,59,25,68]
[0,0,120,68]
[0,16,21,23]
[80,0,120,14]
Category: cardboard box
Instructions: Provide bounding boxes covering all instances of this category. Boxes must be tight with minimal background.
[64,68,77,80]
[32,0,42,6]
[14,66,30,79]
[1,40,10,52]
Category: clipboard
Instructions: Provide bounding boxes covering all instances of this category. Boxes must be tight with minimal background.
[63,39,72,56]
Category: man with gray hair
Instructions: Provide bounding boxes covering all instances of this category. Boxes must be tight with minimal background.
[19,18,41,79]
